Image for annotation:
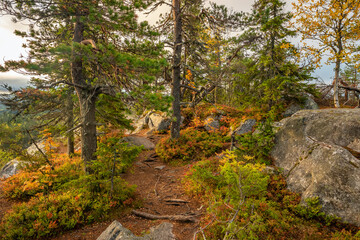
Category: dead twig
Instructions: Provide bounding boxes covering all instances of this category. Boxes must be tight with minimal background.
[26,130,54,170]
[193,215,216,240]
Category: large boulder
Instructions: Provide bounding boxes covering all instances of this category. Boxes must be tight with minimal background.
[204,116,221,132]
[271,109,360,226]
[233,119,256,136]
[128,111,171,134]
[148,113,171,132]
[121,136,155,150]
[26,142,46,155]
[283,95,318,117]
[0,159,22,179]
[1,142,48,180]
[97,220,175,240]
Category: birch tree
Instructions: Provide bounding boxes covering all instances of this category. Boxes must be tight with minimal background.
[292,0,360,107]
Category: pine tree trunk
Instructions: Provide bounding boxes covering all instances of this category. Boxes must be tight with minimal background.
[171,0,182,139]
[66,88,75,156]
[79,92,97,173]
[72,16,97,173]
[334,58,341,108]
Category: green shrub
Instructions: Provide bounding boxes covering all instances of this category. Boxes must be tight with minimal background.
[234,120,274,165]
[185,152,357,239]
[0,149,13,170]
[156,127,226,162]
[0,132,141,239]
[0,181,135,240]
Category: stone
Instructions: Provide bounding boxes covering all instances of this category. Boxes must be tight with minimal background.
[1,140,54,180]
[271,108,360,226]
[144,222,176,240]
[233,119,256,136]
[97,220,141,240]
[204,116,221,132]
[133,118,148,134]
[347,138,360,152]
[26,142,46,155]
[121,136,155,150]
[155,165,165,170]
[148,113,171,132]
[261,166,277,175]
[283,95,318,117]
[128,111,173,134]
[126,111,153,134]
[97,220,175,240]
[0,159,22,179]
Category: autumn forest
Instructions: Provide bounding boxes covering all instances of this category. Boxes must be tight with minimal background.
[0,0,360,239]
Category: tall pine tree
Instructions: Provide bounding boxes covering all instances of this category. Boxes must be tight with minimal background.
[0,0,167,172]
[234,0,313,115]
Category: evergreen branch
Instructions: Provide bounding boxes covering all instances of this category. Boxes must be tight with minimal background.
[179,84,201,93]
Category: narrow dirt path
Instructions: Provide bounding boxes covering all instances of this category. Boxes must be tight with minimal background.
[0,184,16,221]
[51,134,204,240]
[117,148,203,239]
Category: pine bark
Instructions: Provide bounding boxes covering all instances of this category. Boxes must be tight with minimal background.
[66,88,75,156]
[171,0,182,139]
[72,16,97,173]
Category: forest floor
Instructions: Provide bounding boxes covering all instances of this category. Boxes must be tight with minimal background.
[0,133,203,240]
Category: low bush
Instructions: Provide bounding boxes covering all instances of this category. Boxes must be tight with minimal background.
[234,120,275,165]
[0,180,135,239]
[156,127,227,162]
[184,151,358,239]
[0,132,141,240]
[0,149,13,170]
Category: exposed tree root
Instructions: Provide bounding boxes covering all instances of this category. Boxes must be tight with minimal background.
[131,210,196,222]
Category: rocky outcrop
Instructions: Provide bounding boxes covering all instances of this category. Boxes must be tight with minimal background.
[26,142,46,155]
[233,119,256,136]
[271,109,360,226]
[97,220,175,240]
[283,95,318,117]
[148,113,171,132]
[129,112,171,134]
[1,141,55,180]
[204,116,221,132]
[0,159,22,179]
[121,136,155,150]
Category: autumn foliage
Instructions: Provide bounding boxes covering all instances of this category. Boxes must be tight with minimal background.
[0,132,140,239]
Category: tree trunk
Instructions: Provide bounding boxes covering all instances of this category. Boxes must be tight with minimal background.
[334,58,341,108]
[71,16,98,173]
[79,92,97,173]
[171,0,182,139]
[66,88,75,156]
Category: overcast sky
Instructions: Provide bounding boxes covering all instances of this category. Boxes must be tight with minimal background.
[0,0,332,90]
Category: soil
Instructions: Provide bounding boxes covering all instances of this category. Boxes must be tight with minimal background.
[0,184,17,221]
[0,133,204,240]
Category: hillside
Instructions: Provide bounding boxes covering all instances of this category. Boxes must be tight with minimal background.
[0,0,360,239]
[1,104,360,239]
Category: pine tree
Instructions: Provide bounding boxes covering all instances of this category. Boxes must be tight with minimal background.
[233,0,313,115]
[0,0,167,172]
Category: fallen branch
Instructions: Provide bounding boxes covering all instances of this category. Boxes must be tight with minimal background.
[164,199,189,203]
[339,85,360,94]
[193,214,216,240]
[131,210,196,222]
